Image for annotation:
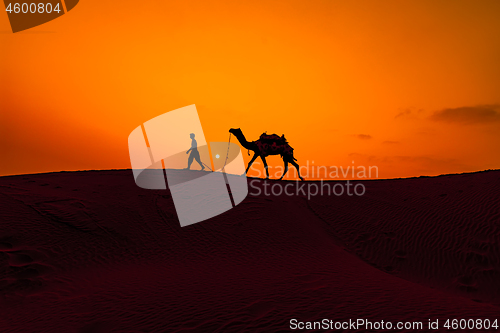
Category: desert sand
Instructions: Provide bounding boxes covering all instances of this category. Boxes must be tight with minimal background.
[0,169,499,332]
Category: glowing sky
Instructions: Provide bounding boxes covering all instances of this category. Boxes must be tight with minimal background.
[1,0,499,179]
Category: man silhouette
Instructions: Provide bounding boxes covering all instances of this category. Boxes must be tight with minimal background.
[186,133,205,170]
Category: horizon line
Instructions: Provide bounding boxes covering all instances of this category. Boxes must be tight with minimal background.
[1,168,499,182]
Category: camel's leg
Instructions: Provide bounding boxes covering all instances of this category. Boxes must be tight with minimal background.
[260,156,270,179]
[279,160,289,180]
[290,160,304,181]
[245,153,259,175]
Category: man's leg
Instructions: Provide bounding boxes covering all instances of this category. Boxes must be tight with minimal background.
[187,153,194,169]
[195,153,204,170]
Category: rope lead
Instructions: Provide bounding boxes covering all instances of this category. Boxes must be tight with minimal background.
[221,132,232,171]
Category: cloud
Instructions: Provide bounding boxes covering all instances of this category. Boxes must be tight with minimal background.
[395,109,412,119]
[355,134,372,140]
[395,107,424,120]
[429,105,500,125]
[382,140,399,145]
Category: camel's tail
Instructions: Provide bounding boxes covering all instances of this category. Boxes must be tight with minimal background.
[288,144,297,161]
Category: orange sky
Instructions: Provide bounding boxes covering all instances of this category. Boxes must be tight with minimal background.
[1,0,500,179]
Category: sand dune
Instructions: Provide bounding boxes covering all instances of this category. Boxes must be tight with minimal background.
[0,170,499,332]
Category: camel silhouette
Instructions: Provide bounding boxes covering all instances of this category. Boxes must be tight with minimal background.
[229,128,304,181]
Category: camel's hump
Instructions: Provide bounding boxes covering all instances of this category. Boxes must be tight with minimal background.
[259,133,287,142]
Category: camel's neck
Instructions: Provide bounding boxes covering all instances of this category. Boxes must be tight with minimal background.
[233,131,253,150]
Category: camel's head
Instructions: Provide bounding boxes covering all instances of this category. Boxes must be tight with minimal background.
[229,128,242,135]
